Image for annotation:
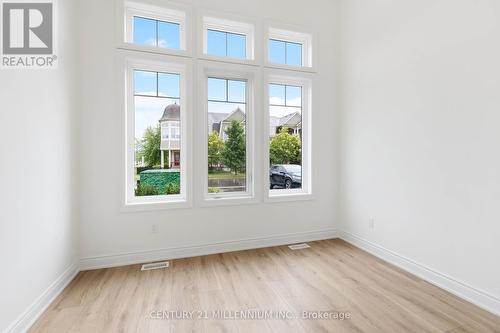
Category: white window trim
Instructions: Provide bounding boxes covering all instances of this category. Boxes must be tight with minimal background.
[197,62,259,207]
[197,10,259,66]
[118,0,192,57]
[116,3,316,210]
[265,25,315,71]
[264,71,313,202]
[120,52,193,211]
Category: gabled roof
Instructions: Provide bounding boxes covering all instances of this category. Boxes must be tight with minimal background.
[221,108,245,123]
[159,103,180,122]
[278,112,301,127]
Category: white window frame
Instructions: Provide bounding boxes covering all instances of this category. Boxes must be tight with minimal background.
[199,13,257,64]
[121,54,192,211]
[266,26,314,70]
[119,1,191,57]
[264,71,313,202]
[197,62,258,206]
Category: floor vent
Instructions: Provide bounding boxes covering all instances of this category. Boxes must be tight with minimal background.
[141,261,169,271]
[288,243,311,250]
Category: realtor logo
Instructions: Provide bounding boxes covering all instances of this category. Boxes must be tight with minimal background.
[1,1,57,68]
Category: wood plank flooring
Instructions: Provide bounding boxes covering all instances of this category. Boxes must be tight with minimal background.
[30,239,500,333]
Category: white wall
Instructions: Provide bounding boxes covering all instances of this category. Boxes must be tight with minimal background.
[0,1,79,331]
[78,0,339,264]
[339,0,500,306]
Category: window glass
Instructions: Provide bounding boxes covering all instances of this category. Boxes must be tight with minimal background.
[134,70,157,96]
[208,78,227,101]
[158,73,180,98]
[286,85,302,107]
[133,17,156,47]
[228,80,246,103]
[269,84,285,105]
[133,70,181,197]
[286,42,302,66]
[158,21,180,49]
[207,78,247,194]
[269,83,302,191]
[207,30,226,57]
[227,33,246,59]
[132,16,180,50]
[268,39,286,64]
[268,39,303,66]
[207,30,247,60]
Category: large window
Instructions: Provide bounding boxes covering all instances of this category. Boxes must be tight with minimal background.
[121,3,314,208]
[206,77,248,195]
[268,84,302,190]
[266,75,311,198]
[125,62,188,206]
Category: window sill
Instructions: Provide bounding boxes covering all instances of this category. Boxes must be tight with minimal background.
[118,42,192,59]
[198,54,260,67]
[121,198,191,213]
[265,191,314,203]
[200,194,258,208]
[264,62,316,73]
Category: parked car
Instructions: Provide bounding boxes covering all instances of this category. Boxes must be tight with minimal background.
[270,164,302,189]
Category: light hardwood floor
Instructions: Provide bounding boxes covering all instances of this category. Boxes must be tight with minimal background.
[30,239,500,332]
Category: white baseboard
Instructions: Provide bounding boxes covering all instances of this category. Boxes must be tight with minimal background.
[5,262,79,333]
[80,228,339,271]
[339,231,500,317]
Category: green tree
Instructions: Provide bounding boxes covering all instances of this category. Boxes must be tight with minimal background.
[269,127,301,164]
[142,126,162,167]
[222,120,246,174]
[208,131,225,169]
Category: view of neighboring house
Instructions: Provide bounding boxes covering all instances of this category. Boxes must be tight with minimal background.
[270,112,302,137]
[158,104,302,169]
[159,103,181,169]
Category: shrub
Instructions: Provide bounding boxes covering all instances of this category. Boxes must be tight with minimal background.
[165,182,180,195]
[135,184,159,196]
[140,170,180,194]
[208,187,220,193]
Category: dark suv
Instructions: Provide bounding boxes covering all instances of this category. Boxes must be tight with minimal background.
[270,164,302,189]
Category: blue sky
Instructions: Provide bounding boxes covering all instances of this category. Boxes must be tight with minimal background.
[133,17,180,49]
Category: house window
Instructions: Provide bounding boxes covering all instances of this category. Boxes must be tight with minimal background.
[267,76,311,198]
[268,28,312,68]
[125,2,187,51]
[202,16,254,60]
[206,77,248,195]
[269,39,302,66]
[128,66,185,203]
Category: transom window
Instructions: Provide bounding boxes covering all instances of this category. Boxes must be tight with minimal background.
[133,17,180,49]
[268,28,312,68]
[268,39,302,66]
[124,2,187,52]
[207,30,246,59]
[202,16,254,60]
